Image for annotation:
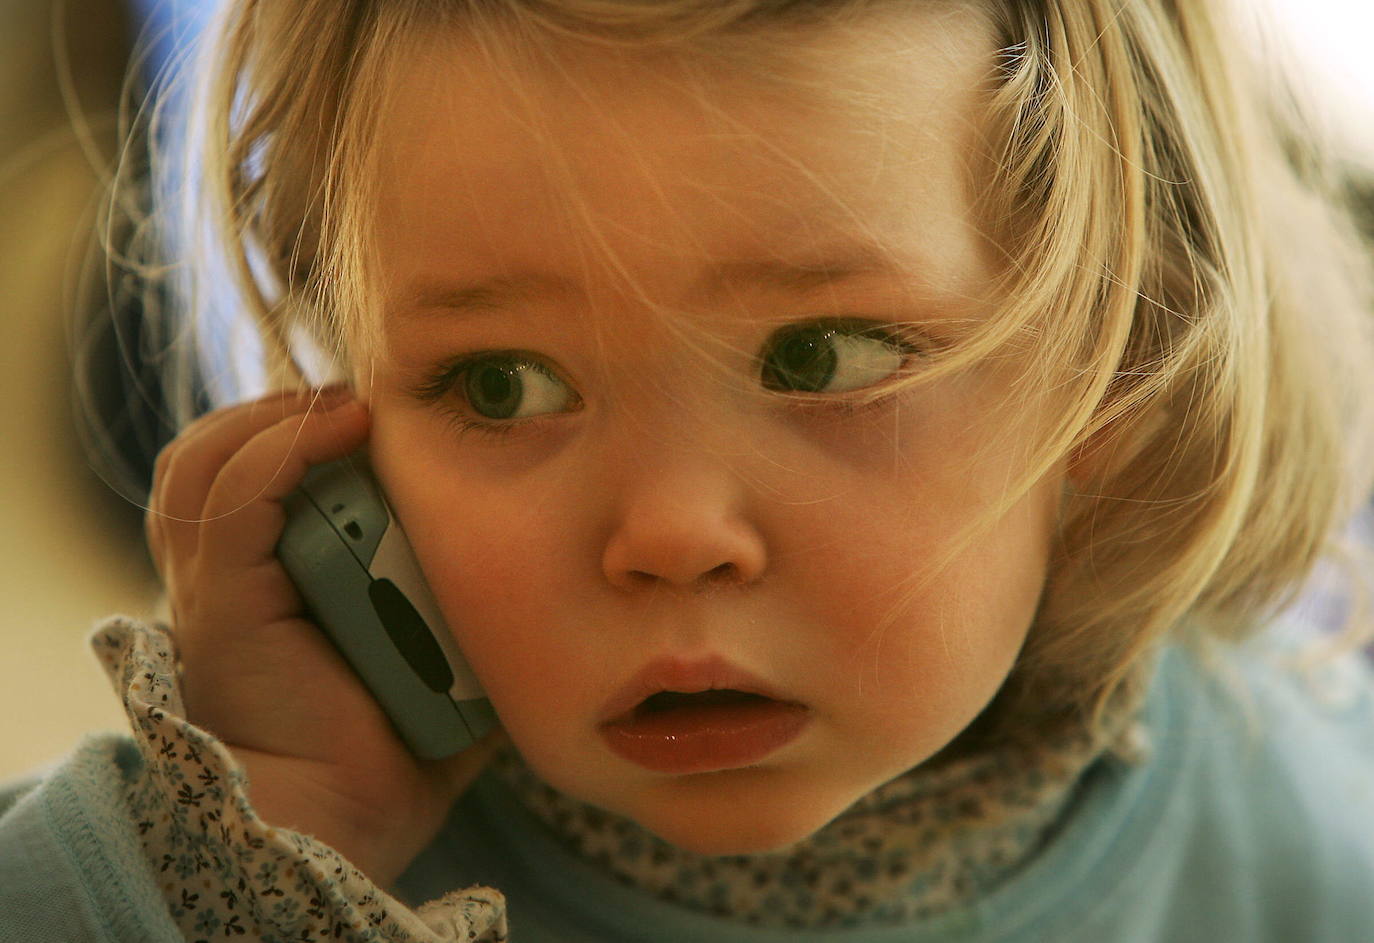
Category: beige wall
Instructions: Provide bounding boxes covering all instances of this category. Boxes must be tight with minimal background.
[1,0,160,783]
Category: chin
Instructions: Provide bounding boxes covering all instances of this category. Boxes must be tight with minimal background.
[536,755,854,857]
[647,820,812,857]
[612,769,847,857]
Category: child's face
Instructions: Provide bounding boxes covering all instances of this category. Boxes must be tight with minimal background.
[362,7,1064,854]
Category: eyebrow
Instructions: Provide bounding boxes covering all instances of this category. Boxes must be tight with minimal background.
[399,247,909,318]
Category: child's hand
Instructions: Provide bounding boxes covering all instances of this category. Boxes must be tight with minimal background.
[145,389,504,888]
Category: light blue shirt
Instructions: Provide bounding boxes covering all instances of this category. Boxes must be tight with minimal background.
[393,640,1374,941]
[4,638,1374,942]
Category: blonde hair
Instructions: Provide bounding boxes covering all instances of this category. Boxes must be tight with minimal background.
[141,0,1374,725]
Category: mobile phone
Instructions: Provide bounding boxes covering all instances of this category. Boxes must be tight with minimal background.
[276,454,498,758]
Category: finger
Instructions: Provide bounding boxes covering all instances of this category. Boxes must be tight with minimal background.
[147,387,352,575]
[193,398,370,571]
[148,389,330,572]
[152,386,350,523]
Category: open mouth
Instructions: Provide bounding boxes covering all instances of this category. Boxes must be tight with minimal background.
[634,689,773,717]
[602,687,810,774]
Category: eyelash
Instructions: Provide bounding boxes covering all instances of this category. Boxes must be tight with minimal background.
[440,412,529,440]
[412,351,568,441]
[413,321,922,441]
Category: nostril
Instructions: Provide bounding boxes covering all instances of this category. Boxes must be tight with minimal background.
[622,563,738,592]
[602,513,767,591]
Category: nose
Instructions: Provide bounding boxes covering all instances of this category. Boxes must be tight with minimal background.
[600,450,768,592]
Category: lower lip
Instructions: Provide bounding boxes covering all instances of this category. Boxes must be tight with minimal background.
[599,699,810,774]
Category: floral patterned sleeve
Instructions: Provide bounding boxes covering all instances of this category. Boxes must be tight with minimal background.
[91,616,510,943]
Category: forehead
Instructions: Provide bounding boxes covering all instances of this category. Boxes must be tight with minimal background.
[369,5,999,315]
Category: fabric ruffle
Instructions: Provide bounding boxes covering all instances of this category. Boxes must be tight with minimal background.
[91,616,509,943]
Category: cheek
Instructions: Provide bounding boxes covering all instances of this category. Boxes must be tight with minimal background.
[411,490,597,702]
[403,490,617,783]
[368,415,602,719]
[797,477,1055,738]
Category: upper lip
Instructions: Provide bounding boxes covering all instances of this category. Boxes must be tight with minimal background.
[597,654,796,725]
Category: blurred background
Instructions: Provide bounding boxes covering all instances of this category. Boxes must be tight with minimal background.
[1,0,209,783]
[2,0,1373,784]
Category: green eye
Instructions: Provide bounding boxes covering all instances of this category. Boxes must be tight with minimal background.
[760,321,915,394]
[460,356,577,420]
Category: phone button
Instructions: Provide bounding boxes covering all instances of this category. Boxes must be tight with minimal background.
[368,578,456,693]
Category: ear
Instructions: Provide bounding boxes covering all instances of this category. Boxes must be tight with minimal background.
[1067,403,1167,487]
[1065,405,1127,487]
[349,355,378,408]
[1067,431,1113,488]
